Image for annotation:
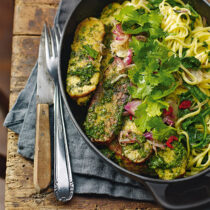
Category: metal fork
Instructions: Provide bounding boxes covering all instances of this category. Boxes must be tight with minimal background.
[44,24,74,202]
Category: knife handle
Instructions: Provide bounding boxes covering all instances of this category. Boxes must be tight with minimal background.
[34,104,51,193]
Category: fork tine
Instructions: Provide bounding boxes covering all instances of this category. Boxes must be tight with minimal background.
[54,25,60,50]
[56,24,62,37]
[44,23,51,64]
[49,27,56,57]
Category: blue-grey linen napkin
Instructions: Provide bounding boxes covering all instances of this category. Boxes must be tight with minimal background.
[4,0,153,201]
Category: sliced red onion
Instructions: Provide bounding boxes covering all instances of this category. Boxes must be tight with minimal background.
[143,132,153,140]
[116,36,125,41]
[119,139,136,144]
[163,116,174,126]
[124,100,141,116]
[123,49,133,66]
[116,24,124,34]
[119,130,137,144]
[113,24,130,43]
[147,140,165,150]
[113,57,125,71]
[113,29,124,41]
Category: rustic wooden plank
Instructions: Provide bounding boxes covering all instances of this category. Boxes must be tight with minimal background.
[10,36,40,93]
[13,3,58,35]
[16,0,59,4]
[6,0,162,209]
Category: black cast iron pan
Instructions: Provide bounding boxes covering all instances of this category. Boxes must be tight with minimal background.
[58,0,210,209]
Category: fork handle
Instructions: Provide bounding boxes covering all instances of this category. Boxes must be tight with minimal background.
[54,85,74,202]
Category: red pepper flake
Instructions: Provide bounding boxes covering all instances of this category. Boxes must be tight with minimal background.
[166,136,178,149]
[163,106,174,118]
[179,100,191,109]
[129,115,133,121]
[163,116,174,126]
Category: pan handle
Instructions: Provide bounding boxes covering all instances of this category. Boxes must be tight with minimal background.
[145,173,210,210]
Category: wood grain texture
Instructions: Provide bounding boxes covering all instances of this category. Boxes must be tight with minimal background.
[34,104,51,193]
[6,0,162,209]
[13,2,58,35]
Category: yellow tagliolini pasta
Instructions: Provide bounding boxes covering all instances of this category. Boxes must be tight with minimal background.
[160,0,210,96]
[159,0,210,176]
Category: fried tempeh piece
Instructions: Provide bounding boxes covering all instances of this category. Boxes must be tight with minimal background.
[100,2,121,26]
[118,120,153,164]
[84,59,129,144]
[66,17,105,98]
[108,140,151,174]
[74,4,121,106]
[148,141,187,180]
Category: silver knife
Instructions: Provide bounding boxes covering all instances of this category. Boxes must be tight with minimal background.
[33,28,54,193]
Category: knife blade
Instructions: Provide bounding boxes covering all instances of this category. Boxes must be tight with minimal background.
[33,27,54,193]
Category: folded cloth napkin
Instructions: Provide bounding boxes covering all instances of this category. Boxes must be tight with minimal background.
[4,0,153,201]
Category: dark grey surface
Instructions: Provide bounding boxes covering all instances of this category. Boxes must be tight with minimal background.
[4,0,153,201]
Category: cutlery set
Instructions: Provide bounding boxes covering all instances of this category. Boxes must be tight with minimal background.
[33,24,74,202]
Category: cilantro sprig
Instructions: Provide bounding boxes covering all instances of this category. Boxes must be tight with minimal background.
[115,6,166,38]
[128,38,180,140]
[128,38,180,101]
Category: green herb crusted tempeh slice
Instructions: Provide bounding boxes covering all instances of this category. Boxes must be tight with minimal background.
[119,120,153,164]
[84,62,129,144]
[148,141,187,180]
[66,17,105,98]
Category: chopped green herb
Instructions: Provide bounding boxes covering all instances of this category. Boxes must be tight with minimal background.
[69,64,99,86]
[108,57,114,64]
[181,56,201,70]
[83,45,99,59]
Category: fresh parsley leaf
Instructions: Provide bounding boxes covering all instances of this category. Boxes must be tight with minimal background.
[115,6,139,23]
[116,7,165,38]
[129,38,180,100]
[83,45,98,59]
[147,116,176,141]
[134,100,169,134]
[161,55,180,72]
[128,84,153,99]
[181,56,201,70]
[151,72,178,100]
[146,98,169,117]
[134,103,152,132]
